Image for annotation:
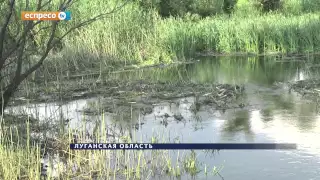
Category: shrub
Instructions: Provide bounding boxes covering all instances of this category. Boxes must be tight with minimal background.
[135,0,238,18]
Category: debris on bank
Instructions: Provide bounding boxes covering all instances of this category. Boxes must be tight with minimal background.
[76,80,245,116]
[12,79,246,117]
[289,79,320,98]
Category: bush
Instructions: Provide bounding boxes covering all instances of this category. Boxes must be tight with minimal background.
[135,0,238,18]
[253,0,283,12]
[282,0,320,15]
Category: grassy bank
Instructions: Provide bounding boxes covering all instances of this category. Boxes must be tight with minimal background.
[159,13,320,56]
[0,114,221,179]
[40,0,320,75]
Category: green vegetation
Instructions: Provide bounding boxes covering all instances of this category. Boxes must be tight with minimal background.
[1,0,320,179]
[0,114,219,179]
[43,0,320,75]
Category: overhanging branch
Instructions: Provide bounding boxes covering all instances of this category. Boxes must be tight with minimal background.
[57,0,130,41]
[0,0,130,110]
[21,0,130,79]
[0,0,16,70]
[20,20,58,81]
[2,21,43,63]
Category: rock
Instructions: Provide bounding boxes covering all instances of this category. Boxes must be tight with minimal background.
[239,103,245,108]
[173,114,184,121]
[163,113,170,118]
[64,118,71,125]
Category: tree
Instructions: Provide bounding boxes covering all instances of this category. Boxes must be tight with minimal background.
[0,0,129,114]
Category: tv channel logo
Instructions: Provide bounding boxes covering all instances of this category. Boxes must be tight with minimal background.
[21,11,71,21]
[58,12,71,20]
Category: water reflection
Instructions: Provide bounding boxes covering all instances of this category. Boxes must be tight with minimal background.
[223,110,253,136]
[6,55,320,180]
[7,55,320,146]
[111,55,319,85]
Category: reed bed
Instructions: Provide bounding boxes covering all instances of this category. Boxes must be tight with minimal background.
[42,0,320,75]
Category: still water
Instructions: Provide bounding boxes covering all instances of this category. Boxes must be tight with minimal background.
[8,56,320,179]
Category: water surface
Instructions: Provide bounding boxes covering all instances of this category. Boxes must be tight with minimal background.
[8,56,320,179]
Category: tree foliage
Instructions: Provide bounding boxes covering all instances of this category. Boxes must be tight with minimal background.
[0,0,128,113]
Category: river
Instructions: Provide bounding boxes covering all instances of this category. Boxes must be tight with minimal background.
[7,56,320,179]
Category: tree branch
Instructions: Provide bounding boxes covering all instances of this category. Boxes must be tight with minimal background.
[60,0,72,11]
[19,20,58,81]
[14,21,32,79]
[39,0,53,10]
[0,0,16,70]
[36,0,42,10]
[11,0,128,92]
[57,0,130,42]
[0,0,130,110]
[2,21,42,63]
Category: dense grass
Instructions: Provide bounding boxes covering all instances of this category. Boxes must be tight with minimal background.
[0,113,219,179]
[40,0,320,76]
[2,0,320,75]
[282,0,320,15]
[162,13,320,55]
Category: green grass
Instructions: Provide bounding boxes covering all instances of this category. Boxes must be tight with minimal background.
[0,113,219,179]
[3,0,320,77]
[0,120,42,179]
[39,0,320,76]
[158,13,320,55]
[0,143,42,179]
[2,1,320,178]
